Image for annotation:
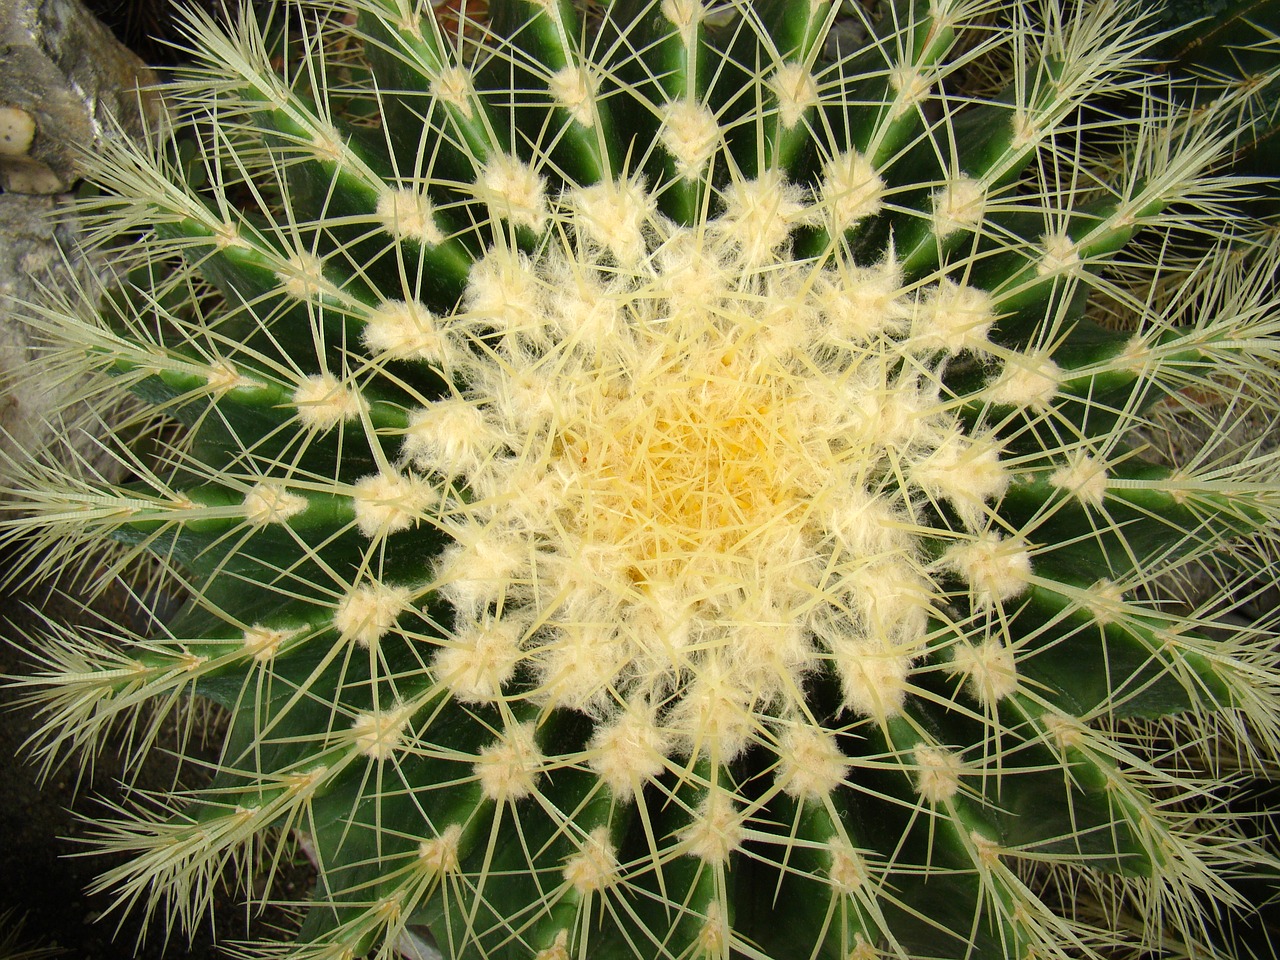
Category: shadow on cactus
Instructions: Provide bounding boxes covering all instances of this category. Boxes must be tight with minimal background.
[6,0,1280,957]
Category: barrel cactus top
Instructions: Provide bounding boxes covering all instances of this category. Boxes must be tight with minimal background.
[7,0,1280,957]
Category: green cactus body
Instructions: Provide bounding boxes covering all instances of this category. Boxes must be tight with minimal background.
[6,0,1280,957]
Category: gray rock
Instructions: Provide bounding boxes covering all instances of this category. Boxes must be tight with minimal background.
[1,0,158,486]
[0,191,124,485]
[0,0,159,193]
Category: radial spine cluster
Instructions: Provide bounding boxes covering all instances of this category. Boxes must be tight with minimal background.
[5,0,1280,958]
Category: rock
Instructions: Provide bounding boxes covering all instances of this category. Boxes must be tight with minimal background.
[0,0,159,193]
[0,192,124,484]
[0,0,158,485]
[0,104,36,155]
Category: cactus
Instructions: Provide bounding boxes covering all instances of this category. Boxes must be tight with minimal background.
[6,0,1280,957]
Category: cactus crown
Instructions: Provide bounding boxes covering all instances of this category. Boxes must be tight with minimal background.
[6,0,1280,957]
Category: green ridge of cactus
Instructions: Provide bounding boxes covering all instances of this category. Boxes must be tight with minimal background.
[6,0,1280,957]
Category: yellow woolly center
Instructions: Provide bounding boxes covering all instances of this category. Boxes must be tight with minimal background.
[374,172,1021,773]
[566,360,804,584]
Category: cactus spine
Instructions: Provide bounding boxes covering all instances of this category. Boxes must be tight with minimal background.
[6,0,1280,957]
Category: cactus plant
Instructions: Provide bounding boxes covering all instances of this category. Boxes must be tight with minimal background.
[6,0,1280,957]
